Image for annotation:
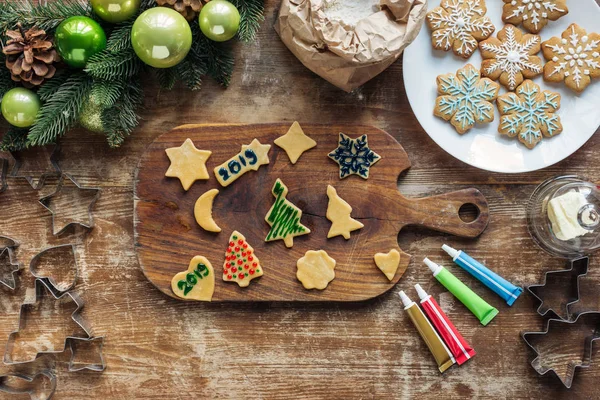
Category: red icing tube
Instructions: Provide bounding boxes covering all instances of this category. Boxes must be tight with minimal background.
[415,284,476,365]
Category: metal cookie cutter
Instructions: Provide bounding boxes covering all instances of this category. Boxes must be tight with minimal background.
[0,370,57,400]
[38,173,101,236]
[29,244,78,295]
[0,157,7,193]
[526,257,589,321]
[522,311,600,388]
[0,247,20,290]
[9,145,61,190]
[68,336,106,372]
[4,279,92,365]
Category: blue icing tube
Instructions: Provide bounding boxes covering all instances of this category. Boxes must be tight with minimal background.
[442,244,523,306]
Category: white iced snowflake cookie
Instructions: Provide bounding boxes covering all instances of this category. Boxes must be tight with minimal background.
[542,23,600,93]
[497,80,562,149]
[502,0,568,34]
[479,24,542,91]
[426,0,495,59]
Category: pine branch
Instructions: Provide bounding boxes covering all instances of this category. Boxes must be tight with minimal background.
[0,53,15,98]
[190,24,234,87]
[0,0,93,32]
[101,78,143,147]
[27,72,93,146]
[85,49,143,81]
[156,68,177,90]
[105,21,134,53]
[90,79,125,108]
[36,70,69,101]
[231,0,264,42]
[0,126,28,151]
[174,58,204,91]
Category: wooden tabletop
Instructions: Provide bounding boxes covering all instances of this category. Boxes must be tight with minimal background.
[1,1,600,398]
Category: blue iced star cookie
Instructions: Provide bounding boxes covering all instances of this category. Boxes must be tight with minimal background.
[328,133,381,179]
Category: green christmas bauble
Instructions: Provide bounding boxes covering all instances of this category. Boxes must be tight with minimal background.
[1,88,41,128]
[78,95,105,133]
[131,7,192,69]
[199,0,240,42]
[91,0,140,23]
[55,16,107,68]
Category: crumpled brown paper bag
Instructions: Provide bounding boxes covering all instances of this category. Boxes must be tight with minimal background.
[275,0,428,92]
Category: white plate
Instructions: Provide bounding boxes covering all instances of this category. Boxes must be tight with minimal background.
[403,0,600,173]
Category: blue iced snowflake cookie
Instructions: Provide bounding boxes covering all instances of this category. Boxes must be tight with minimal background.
[328,133,381,179]
[497,79,562,149]
[434,64,500,134]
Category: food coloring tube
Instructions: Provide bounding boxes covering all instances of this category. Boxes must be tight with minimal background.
[442,244,523,306]
[423,258,499,326]
[415,284,476,365]
[399,291,455,373]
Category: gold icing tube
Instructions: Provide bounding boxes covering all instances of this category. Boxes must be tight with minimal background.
[399,291,455,373]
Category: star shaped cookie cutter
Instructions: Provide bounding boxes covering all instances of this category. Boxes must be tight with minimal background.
[39,173,101,235]
[9,145,61,190]
[526,257,589,321]
[0,370,57,400]
[522,311,600,388]
[3,279,92,365]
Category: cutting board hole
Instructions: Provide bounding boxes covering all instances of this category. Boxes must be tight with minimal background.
[459,203,479,223]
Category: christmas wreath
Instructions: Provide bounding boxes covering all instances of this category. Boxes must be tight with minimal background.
[0,0,264,151]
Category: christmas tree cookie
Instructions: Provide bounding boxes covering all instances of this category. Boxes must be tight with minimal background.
[374,249,401,281]
[223,231,263,287]
[326,185,363,239]
[165,138,212,191]
[274,121,317,164]
[265,179,310,248]
[171,256,215,301]
[296,250,336,290]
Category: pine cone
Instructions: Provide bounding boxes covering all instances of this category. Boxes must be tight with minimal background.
[156,0,208,21]
[2,24,60,87]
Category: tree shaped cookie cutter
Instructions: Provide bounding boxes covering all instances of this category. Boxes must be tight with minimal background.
[522,311,600,388]
[4,279,92,365]
[29,244,78,295]
[0,370,57,400]
[0,235,21,290]
[526,257,589,321]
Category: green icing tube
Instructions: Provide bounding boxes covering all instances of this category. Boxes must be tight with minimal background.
[424,258,499,326]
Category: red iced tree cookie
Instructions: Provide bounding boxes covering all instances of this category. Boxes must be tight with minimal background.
[223,231,264,287]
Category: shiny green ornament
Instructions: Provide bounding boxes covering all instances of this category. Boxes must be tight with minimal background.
[55,16,107,68]
[199,0,240,42]
[91,0,140,23]
[1,88,41,128]
[78,95,105,133]
[131,7,192,68]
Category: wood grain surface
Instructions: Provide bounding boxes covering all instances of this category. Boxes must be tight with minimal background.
[1,0,600,398]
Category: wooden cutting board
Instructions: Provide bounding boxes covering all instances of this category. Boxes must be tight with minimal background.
[134,124,489,302]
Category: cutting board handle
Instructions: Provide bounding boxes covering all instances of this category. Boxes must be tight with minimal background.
[401,188,489,238]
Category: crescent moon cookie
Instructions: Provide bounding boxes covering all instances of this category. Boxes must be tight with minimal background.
[502,0,568,34]
[479,24,542,91]
[542,23,600,93]
[426,0,495,59]
[171,256,215,301]
[434,64,500,134]
[194,189,221,233]
[497,80,562,149]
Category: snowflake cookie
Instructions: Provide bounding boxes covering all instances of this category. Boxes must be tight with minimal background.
[479,24,542,91]
[497,80,562,149]
[328,133,381,179]
[434,64,500,134]
[502,0,568,34]
[542,23,600,93]
[426,0,495,59]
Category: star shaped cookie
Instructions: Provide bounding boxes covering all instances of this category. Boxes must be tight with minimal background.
[326,185,363,239]
[328,133,381,179]
[165,138,212,191]
[274,121,317,164]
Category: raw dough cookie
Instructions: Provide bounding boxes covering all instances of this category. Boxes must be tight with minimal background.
[194,189,221,233]
[326,185,363,239]
[165,138,212,191]
[214,139,271,187]
[171,256,215,301]
[497,79,562,149]
[274,121,317,164]
[542,23,600,93]
[328,133,380,179]
[426,0,495,59]
[374,249,401,281]
[265,179,310,248]
[223,231,263,287]
[434,64,500,134]
[479,24,542,91]
[296,250,336,290]
[502,0,568,34]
